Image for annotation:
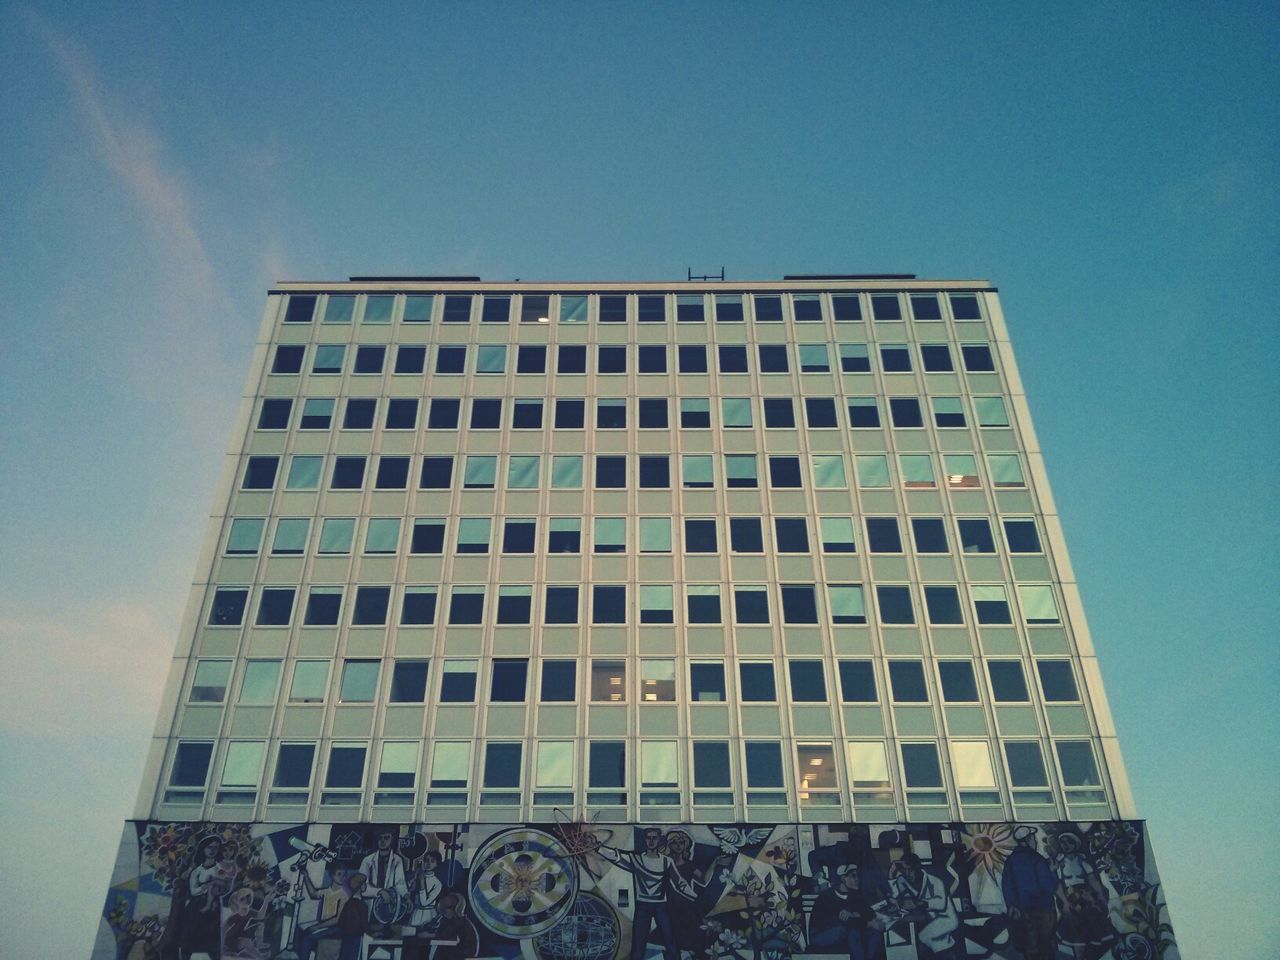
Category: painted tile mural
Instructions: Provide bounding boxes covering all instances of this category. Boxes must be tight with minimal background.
[95,819,1177,960]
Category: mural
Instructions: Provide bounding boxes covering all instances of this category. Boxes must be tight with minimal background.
[96,818,1177,960]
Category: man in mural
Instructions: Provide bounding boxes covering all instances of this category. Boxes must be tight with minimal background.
[294,864,352,944]
[887,854,959,959]
[591,826,700,960]
[1050,833,1115,960]
[809,863,886,960]
[359,827,411,931]
[1000,827,1057,960]
[808,831,891,905]
[294,872,371,960]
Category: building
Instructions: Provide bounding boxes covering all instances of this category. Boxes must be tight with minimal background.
[94,276,1178,960]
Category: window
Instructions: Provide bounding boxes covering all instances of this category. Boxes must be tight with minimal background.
[830,294,861,322]
[555,399,585,429]
[442,295,472,323]
[838,661,877,702]
[208,587,248,626]
[389,661,429,702]
[593,584,627,624]
[900,742,945,803]
[768,456,802,488]
[725,454,758,488]
[242,456,279,490]
[471,398,502,430]
[351,586,390,626]
[722,397,752,428]
[974,396,1009,427]
[715,294,744,322]
[744,742,785,802]
[269,743,315,803]
[496,586,533,625]
[758,344,789,372]
[165,742,213,802]
[847,397,880,428]
[598,345,626,374]
[870,294,902,321]
[591,660,626,702]
[475,344,506,374]
[988,660,1030,702]
[855,455,890,488]
[958,518,996,554]
[910,293,942,321]
[938,661,979,702]
[739,661,776,701]
[641,660,676,702]
[690,662,725,702]
[638,344,667,373]
[1056,741,1104,800]
[798,343,829,372]
[597,397,626,429]
[718,344,748,372]
[693,742,732,803]
[284,663,331,710]
[439,660,478,702]
[284,294,316,323]
[480,295,510,323]
[482,742,522,803]
[300,398,334,429]
[271,518,309,555]
[796,743,838,805]
[517,344,547,374]
[419,456,453,490]
[400,587,438,625]
[490,659,529,702]
[1003,518,1042,553]
[463,456,497,489]
[374,742,418,803]
[558,344,586,373]
[1037,660,1080,701]
[924,585,964,625]
[763,397,795,428]
[317,517,355,554]
[945,454,981,488]
[402,294,432,323]
[255,587,295,626]
[961,342,996,372]
[973,585,1013,624]
[932,397,966,428]
[789,661,827,702]
[593,519,624,555]
[677,294,705,322]
[637,295,665,323]
[428,398,461,430]
[889,397,924,428]
[828,584,867,624]
[950,293,982,320]
[518,294,550,324]
[639,455,670,489]
[638,398,668,429]
[865,517,902,553]
[323,295,355,324]
[682,455,713,489]
[1018,585,1061,623]
[374,456,409,489]
[729,517,763,553]
[238,661,281,704]
[686,584,722,624]
[502,517,536,554]
[338,660,379,702]
[560,294,587,323]
[258,398,291,430]
[189,661,230,703]
[774,517,810,553]
[641,741,679,804]
[303,586,342,626]
[312,344,345,374]
[753,294,783,322]
[540,661,576,702]
[435,345,466,374]
[361,295,393,325]
[504,398,540,430]
[733,584,769,624]
[588,741,626,804]
[548,518,581,554]
[428,742,470,804]
[534,741,573,806]
[819,517,856,554]
[846,741,893,807]
[888,660,928,702]
[680,397,711,428]
[920,343,954,372]
[598,295,626,323]
[271,344,304,374]
[900,454,936,488]
[988,454,1025,488]
[839,343,870,372]
[507,455,540,489]
[684,518,717,553]
[678,344,707,373]
[1005,741,1052,803]
[952,741,998,803]
[456,517,491,554]
[343,398,376,429]
[448,586,485,625]
[639,517,672,553]
[353,345,384,374]
[792,294,822,322]
[806,397,839,429]
[639,584,675,624]
[544,585,580,624]
[595,455,626,489]
[880,343,911,372]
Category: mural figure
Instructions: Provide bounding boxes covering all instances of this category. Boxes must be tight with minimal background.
[294,871,370,960]
[1050,832,1115,959]
[222,887,273,959]
[887,853,960,959]
[359,827,411,929]
[423,890,479,960]
[593,827,702,960]
[809,863,886,960]
[1000,826,1057,960]
[407,850,446,929]
[159,833,236,959]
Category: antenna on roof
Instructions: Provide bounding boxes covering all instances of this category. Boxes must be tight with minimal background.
[687,267,725,282]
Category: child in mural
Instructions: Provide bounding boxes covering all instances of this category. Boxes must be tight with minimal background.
[807,864,887,960]
[222,887,274,959]
[1000,826,1058,960]
[886,854,959,959]
[294,872,371,960]
[406,850,446,930]
[293,865,353,941]
[1051,833,1116,959]
[158,834,237,960]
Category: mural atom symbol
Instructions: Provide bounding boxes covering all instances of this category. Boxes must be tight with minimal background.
[469,828,578,938]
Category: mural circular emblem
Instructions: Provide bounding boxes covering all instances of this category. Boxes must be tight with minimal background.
[533,891,620,960]
[469,828,578,938]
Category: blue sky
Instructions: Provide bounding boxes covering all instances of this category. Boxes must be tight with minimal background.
[1,1,1276,956]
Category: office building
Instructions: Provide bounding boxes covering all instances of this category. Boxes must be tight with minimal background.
[94,276,1179,959]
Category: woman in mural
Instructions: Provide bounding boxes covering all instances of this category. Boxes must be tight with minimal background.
[158,834,237,959]
[1051,833,1116,959]
[662,831,720,959]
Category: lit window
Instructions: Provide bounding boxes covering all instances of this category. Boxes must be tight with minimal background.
[796,742,838,805]
[641,741,679,805]
[847,741,893,807]
[641,660,676,702]
[591,660,626,702]
[951,741,998,804]
[944,454,980,488]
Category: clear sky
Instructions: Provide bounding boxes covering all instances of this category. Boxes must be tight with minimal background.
[0,1,1276,956]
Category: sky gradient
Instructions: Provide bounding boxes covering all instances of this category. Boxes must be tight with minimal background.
[1,2,1277,956]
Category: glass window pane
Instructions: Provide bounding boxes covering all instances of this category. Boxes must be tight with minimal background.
[536,741,573,787]
[641,741,678,785]
[227,518,265,555]
[952,742,996,788]
[900,742,943,787]
[846,742,890,788]
[239,661,281,704]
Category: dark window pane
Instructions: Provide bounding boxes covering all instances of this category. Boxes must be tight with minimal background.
[555,399,585,429]
[400,591,438,625]
[304,589,341,625]
[258,399,291,430]
[544,586,579,624]
[272,345,304,374]
[352,586,390,625]
[595,456,626,489]
[171,743,213,786]
[793,296,822,322]
[448,590,484,625]
[920,343,954,372]
[242,457,278,490]
[344,398,376,429]
[558,344,586,373]
[754,295,783,322]
[284,295,316,323]
[805,397,838,428]
[866,517,902,553]
[693,742,731,788]
[541,661,576,701]
[789,661,826,701]
[769,456,802,488]
[375,456,410,489]
[781,585,818,624]
[598,345,626,374]
[744,742,784,786]
[962,343,996,371]
[419,456,453,489]
[888,660,928,701]
[490,660,528,702]
[1005,742,1049,787]
[901,743,943,787]
[911,294,943,320]
[503,519,536,554]
[589,742,625,787]
[733,588,769,624]
[439,666,476,702]
[684,519,717,553]
[715,296,744,322]
[496,590,532,624]
[395,345,426,373]
[924,585,964,624]
[597,399,626,429]
[638,345,667,373]
[889,397,924,428]
[831,295,862,322]
[739,662,776,701]
[938,661,979,702]
[718,345,748,372]
[774,518,810,553]
[871,294,902,321]
[951,294,982,320]
[847,398,880,429]
[481,296,510,323]
[471,398,502,430]
[638,398,668,428]
[390,662,429,702]
[911,518,949,553]
[428,399,461,429]
[512,400,543,430]
[637,295,665,322]
[1037,661,1079,701]
[639,455,670,488]
[517,345,546,373]
[763,398,795,428]
[599,295,626,323]
[484,743,521,787]
[331,456,366,489]
[690,663,725,702]
[1004,519,1043,553]
[354,345,385,374]
[442,295,472,323]
[729,517,763,552]
[988,661,1030,701]
[758,344,788,372]
[593,585,626,624]
[877,585,915,624]
[209,588,248,626]
[274,744,315,788]
[678,345,707,373]
[435,346,466,373]
[958,518,996,553]
[686,591,721,624]
[838,661,877,702]
[880,344,911,372]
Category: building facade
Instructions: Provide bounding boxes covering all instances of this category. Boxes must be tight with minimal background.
[95,278,1178,960]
